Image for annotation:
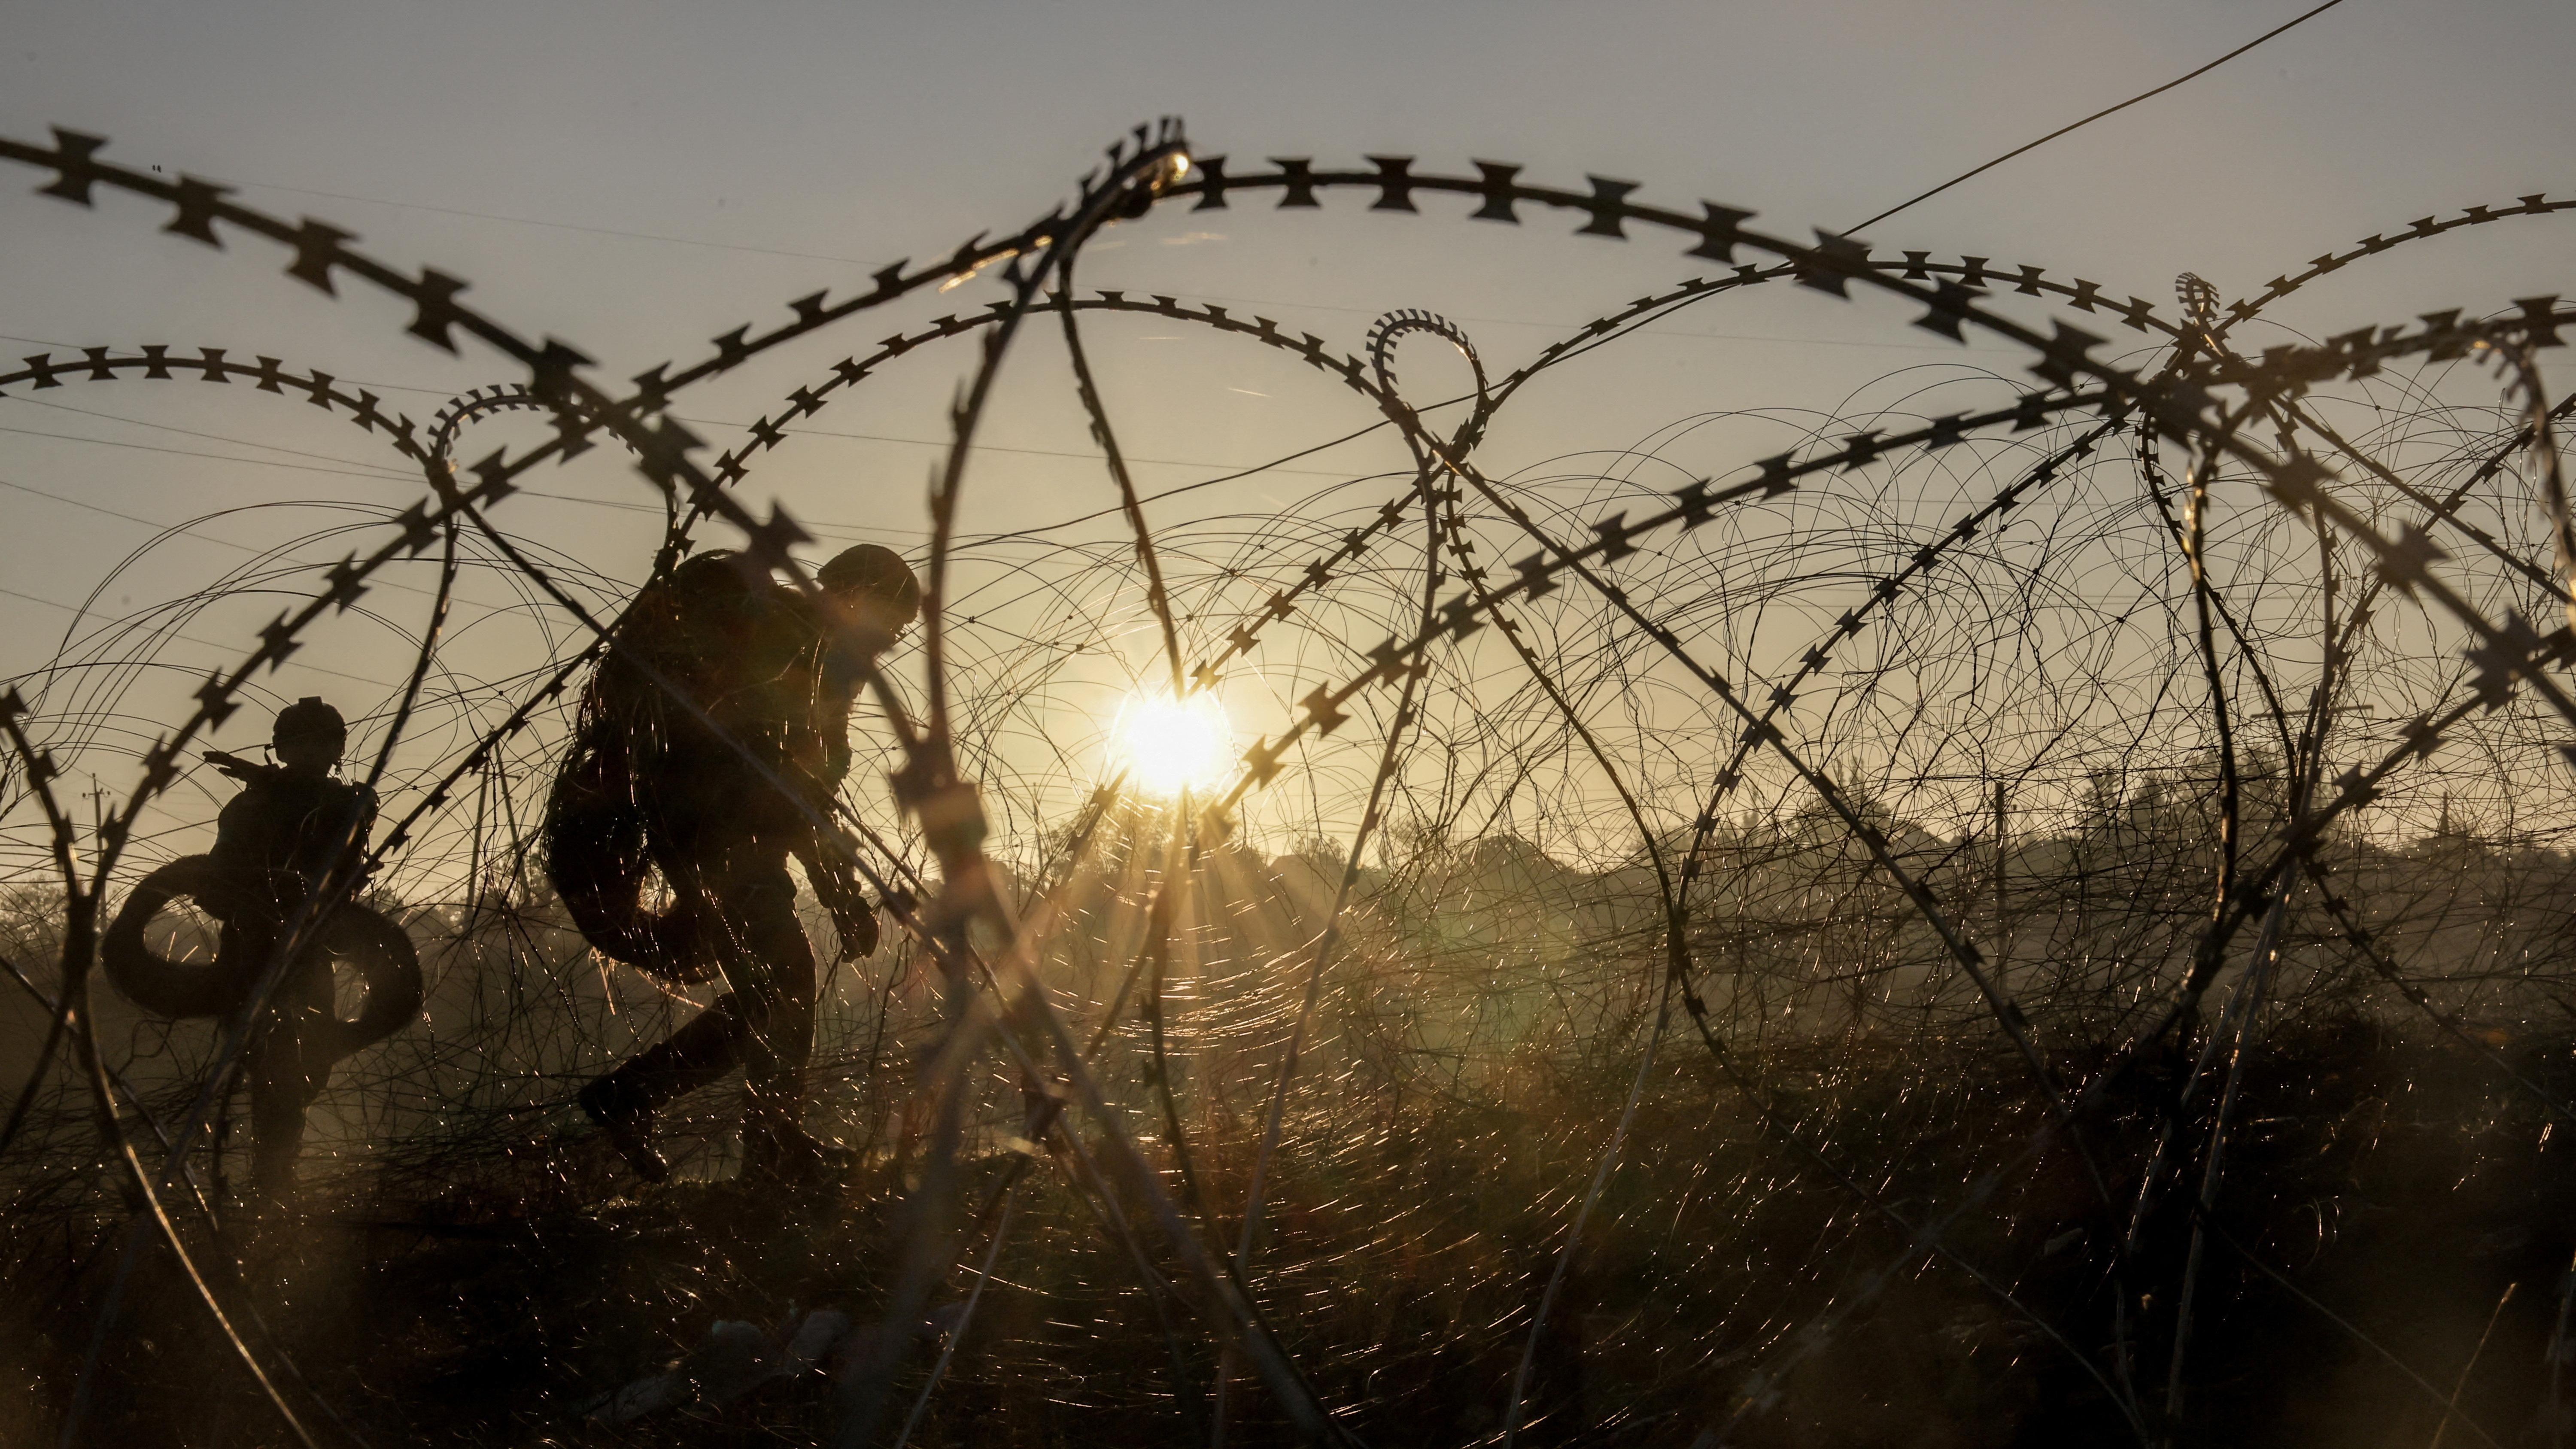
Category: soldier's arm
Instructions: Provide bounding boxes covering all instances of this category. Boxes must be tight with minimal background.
[792,835,880,958]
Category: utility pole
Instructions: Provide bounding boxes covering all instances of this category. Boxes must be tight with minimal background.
[1992,782,2008,994]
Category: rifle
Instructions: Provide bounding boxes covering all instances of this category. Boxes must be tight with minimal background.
[204,749,286,785]
[202,750,378,896]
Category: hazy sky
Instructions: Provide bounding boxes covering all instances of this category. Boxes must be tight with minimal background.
[9,0,2567,294]
[1,0,2569,851]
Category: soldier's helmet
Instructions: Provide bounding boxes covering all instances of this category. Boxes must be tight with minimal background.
[272,696,348,754]
[817,545,921,641]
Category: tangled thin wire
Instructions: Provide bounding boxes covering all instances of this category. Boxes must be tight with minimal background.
[2,120,2574,1448]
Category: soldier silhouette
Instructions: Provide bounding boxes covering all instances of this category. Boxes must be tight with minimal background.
[105,697,399,1212]
[217,699,382,1207]
[550,544,917,1184]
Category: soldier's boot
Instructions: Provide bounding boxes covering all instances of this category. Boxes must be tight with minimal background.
[580,1072,671,1183]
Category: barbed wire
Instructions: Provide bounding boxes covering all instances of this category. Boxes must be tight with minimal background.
[0,120,2571,1448]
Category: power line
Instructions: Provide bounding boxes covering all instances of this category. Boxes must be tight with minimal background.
[9,393,422,477]
[0,409,1351,545]
[0,475,515,613]
[0,423,411,483]
[1845,0,2356,236]
[0,581,399,689]
[0,353,1407,544]
[0,332,1389,480]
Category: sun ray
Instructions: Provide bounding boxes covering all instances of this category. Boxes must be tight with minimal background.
[1109,691,1234,800]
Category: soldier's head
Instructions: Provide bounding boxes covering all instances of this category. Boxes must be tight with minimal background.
[817,544,920,656]
[271,697,346,778]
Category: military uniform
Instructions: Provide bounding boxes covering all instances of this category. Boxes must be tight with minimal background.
[582,552,882,1176]
[205,757,376,1207]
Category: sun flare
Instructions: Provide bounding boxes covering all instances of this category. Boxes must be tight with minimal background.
[1109,691,1234,799]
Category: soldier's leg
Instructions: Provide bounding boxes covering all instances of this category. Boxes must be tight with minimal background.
[217,918,295,1209]
[580,850,769,1179]
[582,979,746,1183]
[726,868,817,1155]
[593,997,752,1106]
[244,946,335,1209]
[246,1009,307,1209]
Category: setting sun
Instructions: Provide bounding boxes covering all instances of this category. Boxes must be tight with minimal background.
[1109,691,1234,799]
